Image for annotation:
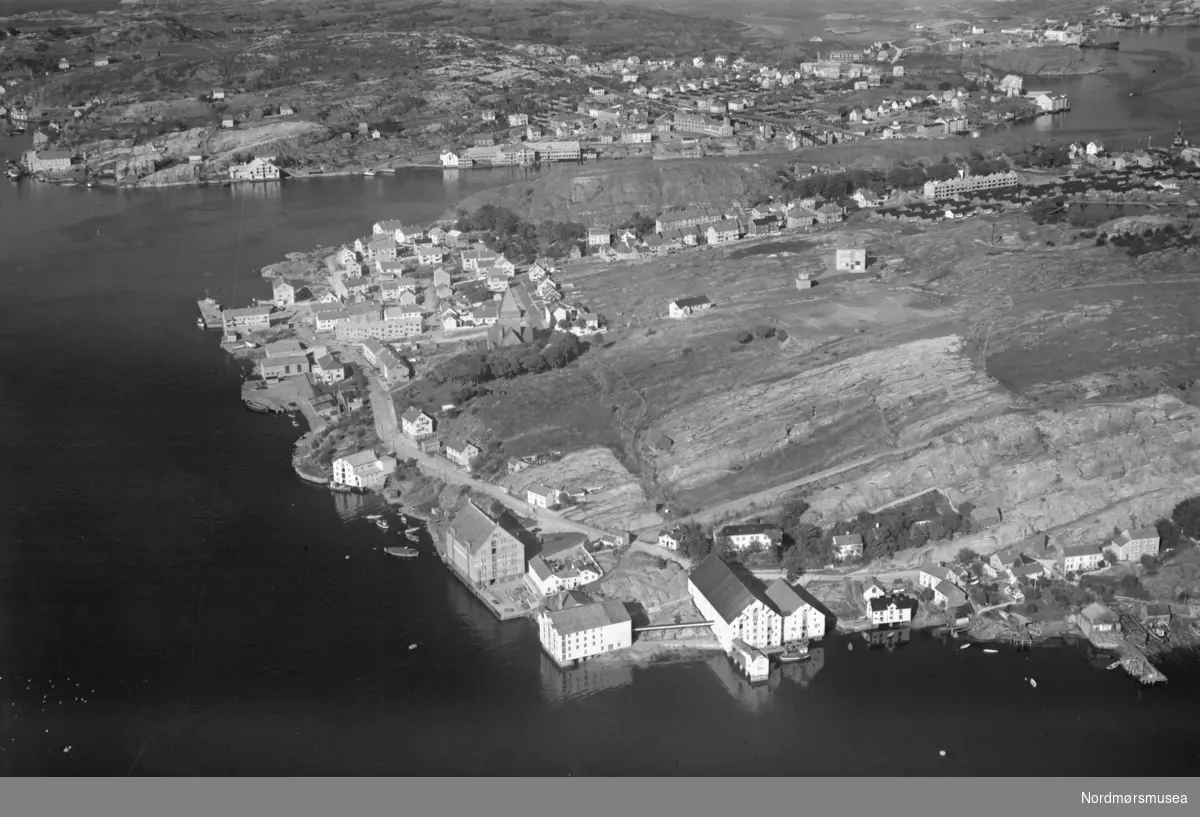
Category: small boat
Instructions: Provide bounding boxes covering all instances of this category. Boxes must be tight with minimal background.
[385,546,418,559]
[365,514,383,521]
[778,643,810,663]
[195,318,205,328]
[1107,661,1122,670]
[1029,678,1038,688]
[983,649,998,654]
[362,169,376,177]
[847,642,853,651]
[408,643,418,650]
[375,519,389,531]
[404,527,420,534]
[959,643,970,650]
[291,419,299,427]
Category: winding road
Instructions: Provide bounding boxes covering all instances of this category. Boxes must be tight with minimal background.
[366,375,613,540]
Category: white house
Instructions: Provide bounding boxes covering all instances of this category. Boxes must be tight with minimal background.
[440,151,461,168]
[271,277,295,307]
[526,483,561,509]
[536,598,632,667]
[658,528,681,551]
[835,238,867,271]
[918,564,954,590]
[443,436,481,470]
[714,523,782,551]
[862,577,888,602]
[1058,544,1103,575]
[688,554,824,653]
[933,579,967,608]
[868,594,917,626]
[1109,527,1160,562]
[228,157,280,182]
[400,407,435,439]
[526,540,603,596]
[668,295,712,319]
[331,450,397,489]
[832,534,863,561]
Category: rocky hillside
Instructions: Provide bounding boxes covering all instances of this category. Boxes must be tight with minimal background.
[807,394,1200,551]
[446,159,780,225]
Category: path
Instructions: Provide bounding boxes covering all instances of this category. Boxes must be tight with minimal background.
[678,439,935,529]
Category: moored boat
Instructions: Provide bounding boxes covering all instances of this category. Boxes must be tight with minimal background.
[778,642,810,663]
[1107,660,1122,670]
[375,518,390,531]
[385,546,418,559]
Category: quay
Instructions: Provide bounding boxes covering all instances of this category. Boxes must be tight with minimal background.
[197,298,223,329]
[434,538,534,622]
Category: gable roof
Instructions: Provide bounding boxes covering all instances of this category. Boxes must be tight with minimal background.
[400,406,430,424]
[446,501,498,556]
[673,295,711,309]
[868,594,916,613]
[688,554,756,624]
[540,531,590,557]
[544,600,631,636]
[762,579,808,617]
[832,534,863,547]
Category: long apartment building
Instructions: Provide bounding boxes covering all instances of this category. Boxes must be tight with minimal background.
[672,112,734,138]
[922,171,1020,200]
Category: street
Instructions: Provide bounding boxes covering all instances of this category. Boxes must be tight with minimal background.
[365,374,613,540]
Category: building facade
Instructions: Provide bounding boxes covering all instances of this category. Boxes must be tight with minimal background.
[444,501,525,587]
[537,600,632,667]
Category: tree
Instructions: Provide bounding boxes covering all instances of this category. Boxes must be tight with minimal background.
[1171,496,1200,539]
[777,498,811,531]
[676,523,713,560]
[736,330,754,344]
[1103,548,1118,565]
[1140,554,1159,575]
[1156,518,1182,551]
[955,547,977,565]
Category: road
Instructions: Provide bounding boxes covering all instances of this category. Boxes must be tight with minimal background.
[366,375,613,540]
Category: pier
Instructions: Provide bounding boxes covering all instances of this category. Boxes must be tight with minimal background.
[197,299,223,329]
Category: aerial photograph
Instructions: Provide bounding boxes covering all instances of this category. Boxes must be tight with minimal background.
[1,0,1199,797]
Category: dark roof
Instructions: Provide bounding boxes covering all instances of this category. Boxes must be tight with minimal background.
[688,554,755,624]
[673,295,711,308]
[540,531,589,557]
[718,523,782,538]
[868,594,917,613]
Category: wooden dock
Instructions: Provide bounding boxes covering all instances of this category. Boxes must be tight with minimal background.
[197,299,223,329]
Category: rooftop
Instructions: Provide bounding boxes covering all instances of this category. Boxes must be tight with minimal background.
[544,600,631,636]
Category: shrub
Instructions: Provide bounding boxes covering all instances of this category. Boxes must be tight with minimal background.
[736,330,754,344]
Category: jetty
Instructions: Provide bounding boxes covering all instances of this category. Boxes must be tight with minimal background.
[197,299,223,329]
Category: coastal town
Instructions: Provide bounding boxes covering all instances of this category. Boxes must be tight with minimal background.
[188,107,1200,688]
[9,0,1200,689]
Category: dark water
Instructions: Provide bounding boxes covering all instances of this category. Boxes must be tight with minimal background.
[1000,26,1200,144]
[2,172,1198,776]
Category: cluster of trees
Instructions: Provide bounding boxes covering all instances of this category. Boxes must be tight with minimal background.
[774,498,972,577]
[618,211,657,238]
[1169,496,1200,542]
[431,331,584,389]
[1107,224,1192,258]
[671,522,717,561]
[453,205,585,261]
[1012,143,1072,169]
[1081,572,1150,601]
